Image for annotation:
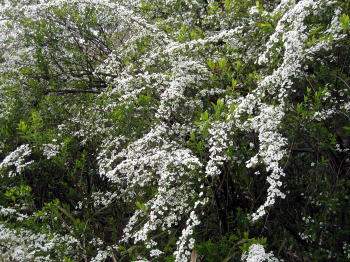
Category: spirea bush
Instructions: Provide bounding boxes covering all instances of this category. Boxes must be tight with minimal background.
[0,0,349,261]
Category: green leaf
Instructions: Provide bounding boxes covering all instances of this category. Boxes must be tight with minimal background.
[135,201,148,211]
[296,103,303,114]
[340,14,350,30]
[17,121,28,133]
[258,23,272,28]
[207,59,215,71]
[218,58,227,69]
[201,111,209,121]
[232,79,237,88]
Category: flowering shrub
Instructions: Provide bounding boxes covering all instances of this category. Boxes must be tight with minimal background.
[0,0,349,261]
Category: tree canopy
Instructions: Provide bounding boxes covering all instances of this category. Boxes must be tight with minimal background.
[0,0,349,261]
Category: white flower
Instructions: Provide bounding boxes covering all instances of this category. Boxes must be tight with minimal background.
[241,244,279,262]
[0,144,33,176]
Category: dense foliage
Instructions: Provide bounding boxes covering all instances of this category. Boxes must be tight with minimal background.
[0,0,349,261]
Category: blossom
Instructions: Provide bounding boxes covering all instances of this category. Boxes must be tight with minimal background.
[241,244,279,262]
[0,144,33,176]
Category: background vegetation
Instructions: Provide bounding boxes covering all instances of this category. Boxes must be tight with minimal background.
[0,0,349,261]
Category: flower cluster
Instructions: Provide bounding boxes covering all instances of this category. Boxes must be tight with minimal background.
[0,224,80,262]
[241,244,279,262]
[0,0,349,261]
[0,144,33,177]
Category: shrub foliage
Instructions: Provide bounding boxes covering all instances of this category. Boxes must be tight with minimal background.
[0,0,349,261]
